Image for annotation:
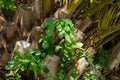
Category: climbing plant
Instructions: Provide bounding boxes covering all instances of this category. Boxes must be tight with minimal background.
[0,0,16,10]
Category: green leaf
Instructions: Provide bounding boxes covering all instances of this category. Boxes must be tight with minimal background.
[82,73,90,80]
[5,64,14,70]
[20,65,25,71]
[63,50,69,57]
[14,50,21,57]
[65,34,71,44]
[64,25,71,33]
[42,40,49,49]
[41,52,47,58]
[5,58,19,70]
[45,29,54,36]
[70,76,74,80]
[38,37,43,43]
[72,42,83,48]
[58,30,65,38]
[31,49,41,56]
[57,25,62,31]
[41,22,48,28]
[90,70,97,75]
[30,62,36,66]
[55,45,62,52]
[14,67,20,74]
[69,33,76,42]
[80,51,87,57]
[95,64,102,70]
[19,59,29,63]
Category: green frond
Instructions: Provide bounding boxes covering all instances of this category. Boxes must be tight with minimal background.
[98,4,120,31]
[65,0,82,17]
[93,25,120,44]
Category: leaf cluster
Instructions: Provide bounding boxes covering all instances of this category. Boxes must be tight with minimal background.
[5,49,48,79]
[39,18,82,79]
[0,0,16,10]
[5,18,79,80]
[5,18,101,80]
